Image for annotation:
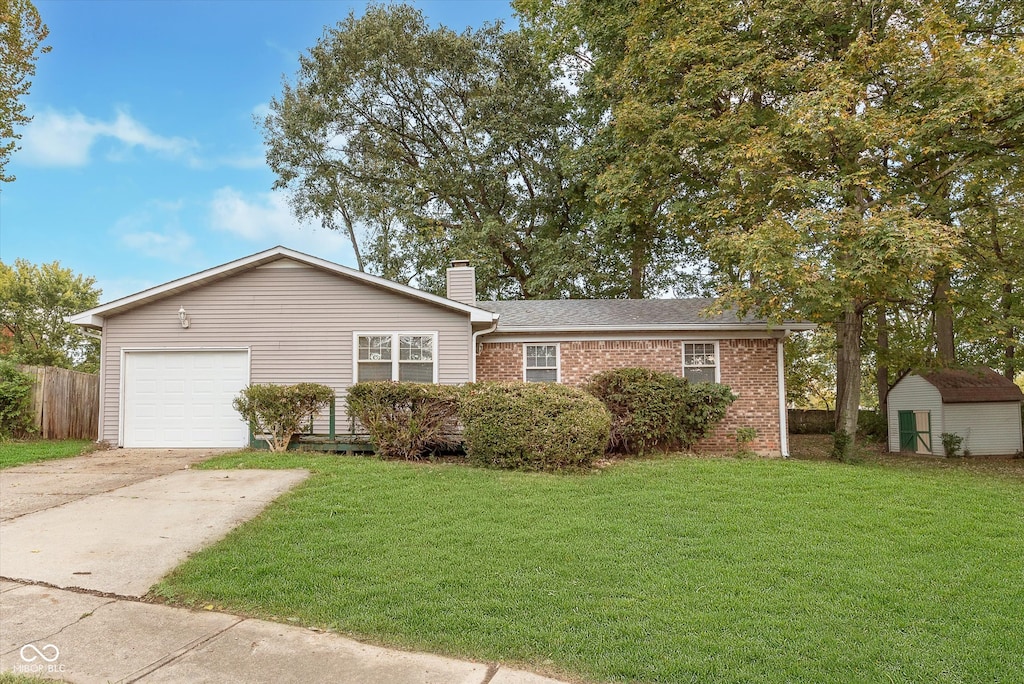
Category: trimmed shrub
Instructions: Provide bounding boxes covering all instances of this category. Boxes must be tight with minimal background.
[941,432,964,458]
[233,383,335,452]
[585,368,735,454]
[460,382,611,472]
[0,360,35,439]
[857,410,887,441]
[346,381,461,460]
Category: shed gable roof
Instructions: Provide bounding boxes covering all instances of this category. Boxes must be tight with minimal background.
[68,246,499,328]
[475,298,814,333]
[919,367,1024,403]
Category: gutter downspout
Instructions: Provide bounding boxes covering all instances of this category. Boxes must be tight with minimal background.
[778,331,790,457]
[81,329,102,342]
[470,317,499,382]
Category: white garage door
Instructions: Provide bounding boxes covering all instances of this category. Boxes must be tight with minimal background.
[123,350,249,448]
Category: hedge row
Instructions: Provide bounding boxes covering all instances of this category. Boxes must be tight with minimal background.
[460,382,611,471]
[346,382,461,460]
[345,369,736,471]
[586,368,735,454]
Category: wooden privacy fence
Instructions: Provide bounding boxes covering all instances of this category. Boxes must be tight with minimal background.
[788,409,836,434]
[19,365,99,440]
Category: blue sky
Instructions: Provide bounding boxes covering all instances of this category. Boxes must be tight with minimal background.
[0,0,516,303]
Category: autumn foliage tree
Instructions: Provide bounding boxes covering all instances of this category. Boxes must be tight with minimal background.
[1,0,49,182]
[518,0,1024,457]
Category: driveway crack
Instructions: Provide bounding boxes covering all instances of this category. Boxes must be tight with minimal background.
[121,617,244,683]
[0,596,117,657]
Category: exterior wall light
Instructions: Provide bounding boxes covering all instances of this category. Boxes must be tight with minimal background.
[178,306,191,329]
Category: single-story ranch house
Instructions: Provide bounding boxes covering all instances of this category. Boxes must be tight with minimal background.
[69,246,814,455]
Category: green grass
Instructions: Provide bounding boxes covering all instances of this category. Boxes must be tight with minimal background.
[0,440,93,469]
[156,452,1024,683]
[0,674,62,684]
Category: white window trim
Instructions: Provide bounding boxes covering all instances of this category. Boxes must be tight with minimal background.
[352,331,439,383]
[683,340,720,384]
[523,342,560,383]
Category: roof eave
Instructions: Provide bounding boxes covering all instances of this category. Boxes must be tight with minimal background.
[67,313,104,329]
[493,322,816,334]
[471,311,501,324]
[68,246,496,324]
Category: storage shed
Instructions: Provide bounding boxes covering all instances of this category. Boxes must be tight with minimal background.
[887,367,1024,456]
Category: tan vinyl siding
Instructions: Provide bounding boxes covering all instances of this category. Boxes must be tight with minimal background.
[99,262,472,444]
[887,375,944,453]
[943,402,1024,456]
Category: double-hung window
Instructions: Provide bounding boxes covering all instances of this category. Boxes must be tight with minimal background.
[356,333,437,383]
[524,344,558,382]
[683,342,718,383]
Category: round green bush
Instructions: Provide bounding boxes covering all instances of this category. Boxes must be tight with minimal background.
[460,382,611,472]
[586,367,735,454]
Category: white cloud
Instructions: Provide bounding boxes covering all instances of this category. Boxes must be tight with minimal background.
[251,101,272,121]
[211,153,266,170]
[120,230,195,258]
[113,204,196,264]
[20,108,197,167]
[208,187,356,263]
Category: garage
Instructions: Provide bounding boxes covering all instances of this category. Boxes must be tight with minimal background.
[122,350,250,448]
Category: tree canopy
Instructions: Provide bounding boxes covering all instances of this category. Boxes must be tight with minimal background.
[263,3,700,299]
[516,0,1024,455]
[0,259,101,371]
[267,0,1024,457]
[0,0,49,183]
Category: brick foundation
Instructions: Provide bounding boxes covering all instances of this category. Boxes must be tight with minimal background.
[476,337,783,455]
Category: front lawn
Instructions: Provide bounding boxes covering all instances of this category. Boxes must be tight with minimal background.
[155,452,1024,683]
[0,440,94,469]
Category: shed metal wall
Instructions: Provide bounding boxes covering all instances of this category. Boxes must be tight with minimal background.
[887,375,944,453]
[99,261,472,444]
[943,402,1023,455]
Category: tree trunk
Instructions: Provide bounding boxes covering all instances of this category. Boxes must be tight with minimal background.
[1003,281,1016,379]
[339,204,364,272]
[934,267,955,364]
[628,225,645,299]
[875,305,889,434]
[835,302,864,458]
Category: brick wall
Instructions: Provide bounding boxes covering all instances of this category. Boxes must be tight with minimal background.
[560,340,680,385]
[476,337,783,455]
[692,338,781,455]
[475,342,522,382]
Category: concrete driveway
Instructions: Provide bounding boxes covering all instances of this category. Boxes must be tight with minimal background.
[0,450,570,684]
[0,448,307,596]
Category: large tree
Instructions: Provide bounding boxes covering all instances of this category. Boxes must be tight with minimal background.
[0,259,101,371]
[519,0,1024,457]
[0,0,49,182]
[263,3,698,299]
[264,4,591,299]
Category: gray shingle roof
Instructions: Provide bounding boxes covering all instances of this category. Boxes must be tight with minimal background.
[475,298,811,332]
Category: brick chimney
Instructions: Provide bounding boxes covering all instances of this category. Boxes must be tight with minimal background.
[446,260,476,305]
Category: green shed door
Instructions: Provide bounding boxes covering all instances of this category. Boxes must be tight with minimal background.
[898,410,917,451]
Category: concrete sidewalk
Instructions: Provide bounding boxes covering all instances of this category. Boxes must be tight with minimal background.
[0,580,567,684]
